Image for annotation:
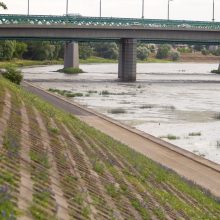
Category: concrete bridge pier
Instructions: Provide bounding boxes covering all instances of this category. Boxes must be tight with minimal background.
[118,38,137,82]
[64,42,79,68]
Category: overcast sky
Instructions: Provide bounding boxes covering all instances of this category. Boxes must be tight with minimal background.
[2,0,220,22]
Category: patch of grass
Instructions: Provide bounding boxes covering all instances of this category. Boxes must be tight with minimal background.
[100,90,110,95]
[87,90,98,94]
[82,206,91,218]
[48,126,60,135]
[160,134,180,140]
[140,104,155,109]
[189,132,201,136]
[105,184,120,198]
[48,88,83,98]
[153,207,165,220]
[57,67,84,74]
[108,108,126,114]
[80,56,117,64]
[93,161,105,175]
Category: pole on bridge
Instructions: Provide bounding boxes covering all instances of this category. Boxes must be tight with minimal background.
[212,0,215,22]
[100,0,102,17]
[27,0,30,15]
[142,0,145,19]
[66,0,69,15]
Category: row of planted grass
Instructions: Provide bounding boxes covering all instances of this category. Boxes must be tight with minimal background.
[0,91,22,219]
[1,77,220,219]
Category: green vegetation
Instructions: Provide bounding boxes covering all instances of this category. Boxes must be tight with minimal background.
[0,77,220,219]
[108,108,127,114]
[57,67,84,74]
[2,65,23,85]
[211,69,220,74]
[0,59,63,68]
[189,132,201,136]
[48,88,83,98]
[156,44,171,59]
[161,134,180,140]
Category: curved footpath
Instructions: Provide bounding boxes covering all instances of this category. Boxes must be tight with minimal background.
[23,81,220,198]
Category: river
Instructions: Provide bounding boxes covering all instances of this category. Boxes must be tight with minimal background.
[23,62,220,164]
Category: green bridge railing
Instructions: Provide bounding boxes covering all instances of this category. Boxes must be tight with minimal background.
[0,14,220,30]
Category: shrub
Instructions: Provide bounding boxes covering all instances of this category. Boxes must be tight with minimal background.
[2,66,23,85]
[137,46,150,60]
[170,51,180,61]
[201,49,209,56]
[156,45,171,59]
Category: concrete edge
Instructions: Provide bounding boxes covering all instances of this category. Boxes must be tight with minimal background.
[23,81,220,174]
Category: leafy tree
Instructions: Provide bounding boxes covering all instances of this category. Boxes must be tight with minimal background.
[14,42,28,59]
[170,51,180,61]
[24,41,57,60]
[156,44,171,59]
[93,42,118,59]
[0,41,16,60]
[79,43,93,59]
[137,46,150,60]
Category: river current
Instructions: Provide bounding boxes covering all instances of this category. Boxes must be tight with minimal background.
[23,63,220,164]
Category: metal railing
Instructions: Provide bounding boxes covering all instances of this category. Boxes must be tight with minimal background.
[0,14,220,30]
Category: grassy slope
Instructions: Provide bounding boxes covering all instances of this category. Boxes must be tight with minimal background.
[0,77,220,219]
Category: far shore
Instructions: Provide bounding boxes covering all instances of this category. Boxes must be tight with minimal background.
[0,54,219,69]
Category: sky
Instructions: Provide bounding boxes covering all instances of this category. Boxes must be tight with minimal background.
[2,0,220,22]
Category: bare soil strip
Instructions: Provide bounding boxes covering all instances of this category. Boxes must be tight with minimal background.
[17,102,33,220]
[33,108,70,220]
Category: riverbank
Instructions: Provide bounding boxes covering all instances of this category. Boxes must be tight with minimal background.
[0,53,219,69]
[1,77,220,219]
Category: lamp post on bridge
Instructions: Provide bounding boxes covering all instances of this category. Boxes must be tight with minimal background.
[27,0,30,15]
[142,0,145,19]
[212,0,215,22]
[66,0,69,15]
[100,0,102,17]
[168,0,173,20]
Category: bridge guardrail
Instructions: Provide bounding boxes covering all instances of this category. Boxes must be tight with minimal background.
[0,14,220,30]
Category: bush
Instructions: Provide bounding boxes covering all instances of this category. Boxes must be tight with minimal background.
[170,51,180,61]
[156,45,171,59]
[201,49,209,56]
[2,66,23,85]
[137,46,150,60]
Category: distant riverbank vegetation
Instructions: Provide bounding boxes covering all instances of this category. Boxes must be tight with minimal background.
[0,40,220,68]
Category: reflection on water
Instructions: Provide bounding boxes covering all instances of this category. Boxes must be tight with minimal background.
[23,63,220,164]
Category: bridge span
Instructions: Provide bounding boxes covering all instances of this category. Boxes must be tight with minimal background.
[1,14,220,81]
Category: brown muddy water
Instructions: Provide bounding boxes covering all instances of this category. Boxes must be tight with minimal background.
[23,63,220,164]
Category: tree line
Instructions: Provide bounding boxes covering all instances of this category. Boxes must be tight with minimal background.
[0,40,219,62]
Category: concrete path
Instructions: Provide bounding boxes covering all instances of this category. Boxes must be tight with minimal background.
[23,82,220,198]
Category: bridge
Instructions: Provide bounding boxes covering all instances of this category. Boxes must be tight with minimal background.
[1,14,220,81]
